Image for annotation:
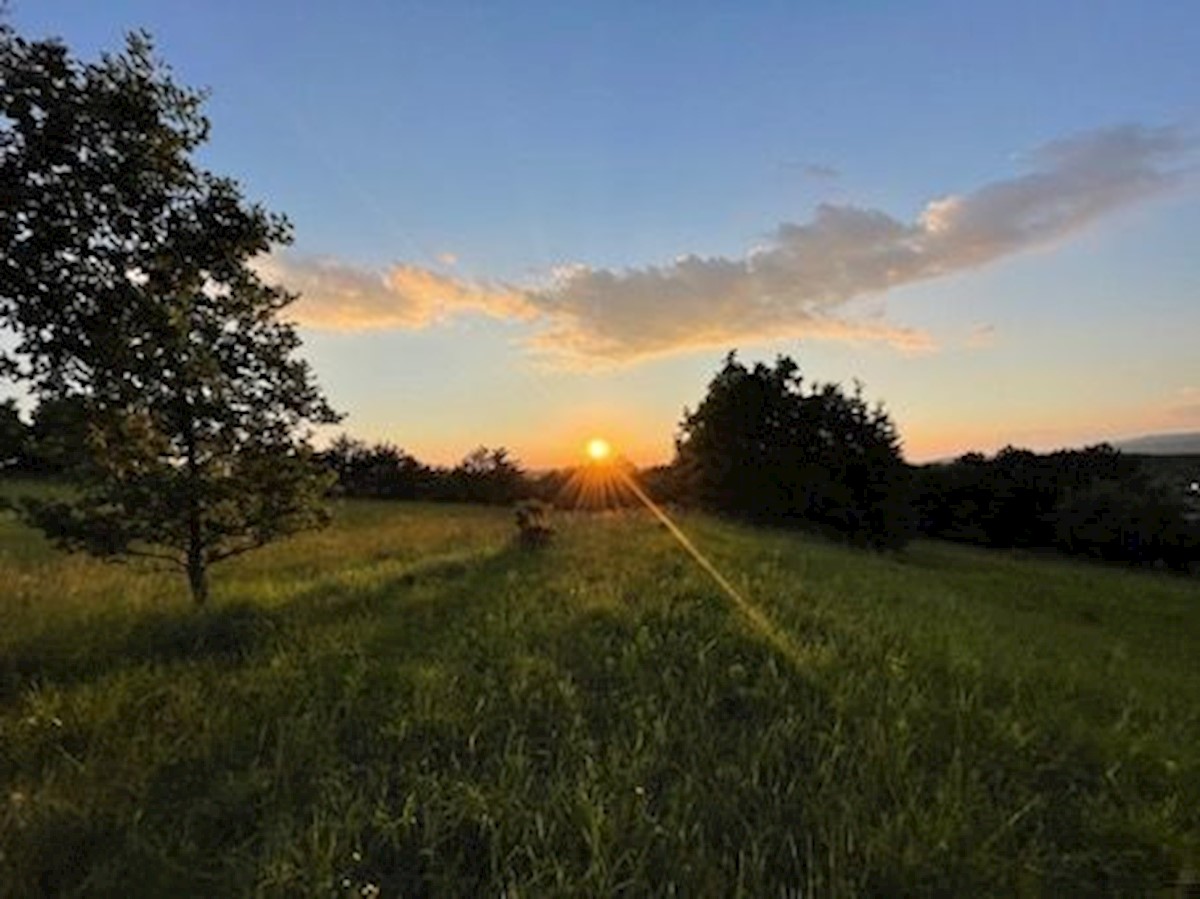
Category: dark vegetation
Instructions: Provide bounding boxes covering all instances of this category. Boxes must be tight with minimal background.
[914,445,1200,571]
[673,352,911,550]
[319,436,528,506]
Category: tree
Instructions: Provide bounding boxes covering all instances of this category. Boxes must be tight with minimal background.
[912,444,1150,553]
[1,25,339,603]
[451,447,527,505]
[1053,478,1194,567]
[0,398,27,469]
[25,395,92,474]
[319,434,433,500]
[675,352,912,549]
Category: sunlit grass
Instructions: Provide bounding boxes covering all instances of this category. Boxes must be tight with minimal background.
[1,491,1198,895]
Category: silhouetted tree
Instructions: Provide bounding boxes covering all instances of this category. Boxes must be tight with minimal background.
[451,447,526,505]
[320,434,433,500]
[0,398,26,469]
[639,463,687,505]
[20,395,93,474]
[1053,478,1193,567]
[1,26,339,603]
[913,444,1198,571]
[676,352,912,549]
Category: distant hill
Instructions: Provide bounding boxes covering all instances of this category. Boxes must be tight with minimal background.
[1113,432,1200,456]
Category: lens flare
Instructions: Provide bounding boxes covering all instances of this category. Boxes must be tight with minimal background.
[585,437,612,462]
[557,454,811,673]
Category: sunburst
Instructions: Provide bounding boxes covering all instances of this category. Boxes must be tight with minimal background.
[585,437,612,462]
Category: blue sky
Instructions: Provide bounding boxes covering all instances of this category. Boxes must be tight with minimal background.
[10,1,1200,465]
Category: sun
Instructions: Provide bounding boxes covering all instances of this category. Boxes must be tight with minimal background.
[585,437,613,462]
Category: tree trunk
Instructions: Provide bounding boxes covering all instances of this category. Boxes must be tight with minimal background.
[183,400,207,605]
[186,551,208,605]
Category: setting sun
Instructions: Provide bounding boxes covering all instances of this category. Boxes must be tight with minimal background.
[585,437,613,462]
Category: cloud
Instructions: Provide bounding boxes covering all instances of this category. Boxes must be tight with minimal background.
[254,254,534,331]
[436,251,459,266]
[525,124,1189,363]
[259,124,1191,365]
[965,324,997,349]
[523,250,936,364]
[803,163,841,179]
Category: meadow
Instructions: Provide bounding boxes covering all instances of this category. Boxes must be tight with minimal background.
[1,488,1198,896]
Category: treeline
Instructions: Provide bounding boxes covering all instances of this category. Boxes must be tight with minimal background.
[0,402,531,506]
[6,369,1199,575]
[319,437,528,505]
[316,436,661,511]
[913,445,1200,570]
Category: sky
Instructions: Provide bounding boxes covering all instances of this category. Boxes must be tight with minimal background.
[9,1,1200,467]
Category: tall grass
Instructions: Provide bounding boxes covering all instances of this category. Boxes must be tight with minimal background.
[1,496,1197,895]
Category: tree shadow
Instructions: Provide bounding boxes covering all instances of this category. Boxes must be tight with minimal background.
[0,602,280,702]
[0,546,512,703]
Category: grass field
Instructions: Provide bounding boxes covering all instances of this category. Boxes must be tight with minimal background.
[2,489,1199,896]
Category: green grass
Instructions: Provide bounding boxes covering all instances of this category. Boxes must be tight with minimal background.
[1,495,1198,896]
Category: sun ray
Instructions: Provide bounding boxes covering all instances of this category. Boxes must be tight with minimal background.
[563,437,812,670]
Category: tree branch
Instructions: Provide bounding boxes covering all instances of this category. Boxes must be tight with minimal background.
[207,539,264,564]
[120,548,186,569]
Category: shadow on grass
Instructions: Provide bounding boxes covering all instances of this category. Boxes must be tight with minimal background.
[3,545,522,897]
[0,603,280,702]
[0,547,509,704]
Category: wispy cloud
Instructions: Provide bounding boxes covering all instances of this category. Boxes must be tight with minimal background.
[255,255,534,331]
[262,124,1191,366]
[803,163,841,179]
[965,324,998,349]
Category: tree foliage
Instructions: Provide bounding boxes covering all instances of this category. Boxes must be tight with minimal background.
[0,397,26,468]
[0,25,339,602]
[914,445,1199,570]
[320,435,431,500]
[449,446,526,505]
[675,352,912,549]
[318,436,530,506]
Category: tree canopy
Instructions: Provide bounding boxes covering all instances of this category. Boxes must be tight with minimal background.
[913,445,1199,569]
[0,25,339,602]
[675,352,912,549]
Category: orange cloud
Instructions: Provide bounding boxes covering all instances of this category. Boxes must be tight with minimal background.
[254,255,533,331]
